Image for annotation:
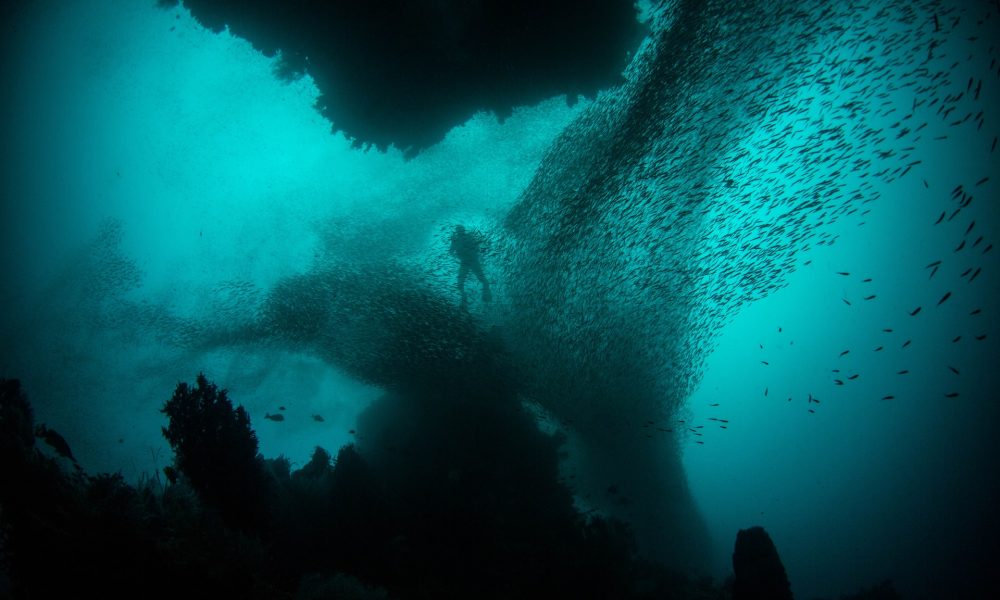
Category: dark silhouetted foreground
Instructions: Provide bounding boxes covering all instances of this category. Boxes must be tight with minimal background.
[2,375,733,599]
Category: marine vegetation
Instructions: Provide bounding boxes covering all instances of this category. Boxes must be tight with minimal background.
[0,374,740,599]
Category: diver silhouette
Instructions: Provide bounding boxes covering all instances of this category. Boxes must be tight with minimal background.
[449,225,491,309]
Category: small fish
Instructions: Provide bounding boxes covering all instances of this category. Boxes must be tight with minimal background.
[864,295,876,300]
[972,236,983,248]
[954,240,966,252]
[778,326,782,332]
[984,244,993,255]
[975,334,987,341]
[969,267,981,282]
[883,328,894,333]
[881,395,895,400]
[944,392,959,398]
[834,380,844,385]
[970,308,981,315]
[897,370,909,375]
[848,374,859,380]
[952,335,962,343]
[808,409,816,414]
[311,414,325,422]
[837,271,851,276]
[929,266,939,279]
[764,387,768,396]
[264,413,284,422]
[709,403,720,407]
[862,278,873,283]
[934,211,946,225]
[965,221,975,236]
[761,360,770,366]
[279,406,286,411]
[937,292,951,305]
[839,349,850,357]
[843,298,852,306]
[695,441,704,444]
[925,260,942,268]
[349,429,356,434]
[947,366,959,375]
[909,306,922,316]
[874,346,883,352]
[902,340,912,348]
[975,176,989,186]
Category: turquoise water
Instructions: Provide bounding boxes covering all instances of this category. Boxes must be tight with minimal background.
[1,1,997,598]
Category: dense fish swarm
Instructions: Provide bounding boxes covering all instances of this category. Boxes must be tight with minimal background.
[501,0,995,426]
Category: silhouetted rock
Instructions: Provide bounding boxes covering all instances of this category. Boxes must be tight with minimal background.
[732,526,793,600]
[162,0,645,155]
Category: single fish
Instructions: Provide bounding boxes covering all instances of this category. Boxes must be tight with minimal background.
[937,292,951,305]
[264,413,285,422]
[909,306,922,316]
[311,414,325,422]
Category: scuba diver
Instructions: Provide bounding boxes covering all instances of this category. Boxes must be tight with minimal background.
[449,225,491,309]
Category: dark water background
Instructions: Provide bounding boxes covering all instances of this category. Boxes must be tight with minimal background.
[1,1,998,598]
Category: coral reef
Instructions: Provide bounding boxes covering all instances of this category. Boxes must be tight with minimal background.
[1,374,728,599]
